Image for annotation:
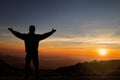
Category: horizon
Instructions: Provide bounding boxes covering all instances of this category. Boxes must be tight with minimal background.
[1,52,120,70]
[1,47,120,69]
[1,0,120,69]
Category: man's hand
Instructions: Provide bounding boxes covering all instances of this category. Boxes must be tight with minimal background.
[52,28,56,33]
[8,27,13,32]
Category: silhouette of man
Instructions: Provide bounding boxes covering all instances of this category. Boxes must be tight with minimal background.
[8,25,56,79]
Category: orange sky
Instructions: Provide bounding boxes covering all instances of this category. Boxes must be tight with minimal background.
[1,39,120,61]
[1,37,120,69]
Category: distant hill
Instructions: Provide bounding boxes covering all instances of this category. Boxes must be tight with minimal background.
[56,60,120,76]
[0,53,24,69]
[1,53,120,77]
[0,59,22,76]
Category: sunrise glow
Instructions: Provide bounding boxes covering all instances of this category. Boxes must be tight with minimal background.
[98,48,107,56]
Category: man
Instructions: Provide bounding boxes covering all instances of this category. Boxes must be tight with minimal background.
[8,25,56,79]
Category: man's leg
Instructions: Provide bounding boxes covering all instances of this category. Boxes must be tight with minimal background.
[24,54,31,78]
[32,54,39,79]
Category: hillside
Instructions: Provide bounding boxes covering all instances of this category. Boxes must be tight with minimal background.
[0,59,21,76]
[56,60,120,76]
[0,54,120,80]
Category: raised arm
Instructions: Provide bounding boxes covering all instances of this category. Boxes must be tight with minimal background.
[8,27,25,40]
[39,28,56,40]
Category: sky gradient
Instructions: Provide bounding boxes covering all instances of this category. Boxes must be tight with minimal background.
[1,0,120,69]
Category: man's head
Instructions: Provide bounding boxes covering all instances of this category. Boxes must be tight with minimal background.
[29,25,35,33]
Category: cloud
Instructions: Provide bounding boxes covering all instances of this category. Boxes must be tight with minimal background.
[41,32,120,49]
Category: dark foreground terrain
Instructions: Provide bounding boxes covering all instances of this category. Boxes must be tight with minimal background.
[0,76,120,80]
[0,54,120,80]
[0,60,120,80]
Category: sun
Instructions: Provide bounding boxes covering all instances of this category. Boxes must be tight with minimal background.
[98,48,107,56]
